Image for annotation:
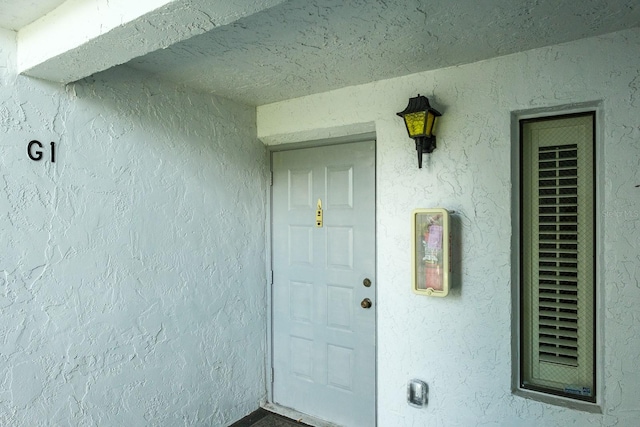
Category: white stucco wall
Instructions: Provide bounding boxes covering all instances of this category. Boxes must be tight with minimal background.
[1,29,268,426]
[258,28,640,426]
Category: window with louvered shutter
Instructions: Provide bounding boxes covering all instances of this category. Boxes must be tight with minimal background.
[520,113,596,402]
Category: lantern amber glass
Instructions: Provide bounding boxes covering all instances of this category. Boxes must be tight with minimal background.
[404,111,427,138]
[403,110,437,139]
[425,111,436,137]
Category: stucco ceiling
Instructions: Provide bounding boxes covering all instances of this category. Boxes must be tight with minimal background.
[3,0,640,106]
[125,0,640,105]
[0,0,66,30]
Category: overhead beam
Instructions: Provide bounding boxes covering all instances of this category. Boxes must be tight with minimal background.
[17,0,285,83]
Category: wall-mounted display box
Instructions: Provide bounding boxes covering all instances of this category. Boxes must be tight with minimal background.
[412,208,450,296]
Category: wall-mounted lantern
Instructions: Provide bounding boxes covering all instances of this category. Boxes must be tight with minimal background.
[397,94,442,168]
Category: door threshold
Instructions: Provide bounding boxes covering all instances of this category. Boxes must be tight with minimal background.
[261,402,342,427]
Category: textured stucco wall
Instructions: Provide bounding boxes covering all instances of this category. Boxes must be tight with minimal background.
[1,28,268,426]
[258,28,640,426]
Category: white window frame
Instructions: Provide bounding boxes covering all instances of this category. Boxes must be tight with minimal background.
[511,106,603,413]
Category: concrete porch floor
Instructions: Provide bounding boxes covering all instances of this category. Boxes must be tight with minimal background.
[229,408,313,427]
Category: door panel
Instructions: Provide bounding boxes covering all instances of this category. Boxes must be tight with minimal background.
[271,141,375,427]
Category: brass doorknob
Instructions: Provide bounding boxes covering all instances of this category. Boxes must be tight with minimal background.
[361,298,372,309]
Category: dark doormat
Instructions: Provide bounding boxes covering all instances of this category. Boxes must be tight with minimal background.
[229,408,313,427]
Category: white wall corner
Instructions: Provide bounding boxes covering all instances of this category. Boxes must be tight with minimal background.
[0,27,17,76]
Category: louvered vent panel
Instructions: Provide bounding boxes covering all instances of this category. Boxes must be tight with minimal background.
[537,144,579,367]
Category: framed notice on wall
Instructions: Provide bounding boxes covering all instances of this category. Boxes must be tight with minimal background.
[412,208,450,297]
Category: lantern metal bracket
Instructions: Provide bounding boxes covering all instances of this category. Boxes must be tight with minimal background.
[415,136,436,168]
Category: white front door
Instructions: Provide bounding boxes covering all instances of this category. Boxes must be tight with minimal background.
[271,141,376,427]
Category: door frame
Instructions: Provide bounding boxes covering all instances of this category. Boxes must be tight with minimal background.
[265,135,377,425]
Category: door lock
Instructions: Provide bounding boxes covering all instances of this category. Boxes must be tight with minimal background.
[360,298,372,309]
[316,199,323,227]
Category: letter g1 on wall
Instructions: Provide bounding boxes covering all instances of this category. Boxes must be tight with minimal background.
[27,140,56,162]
